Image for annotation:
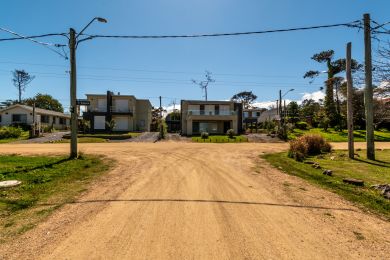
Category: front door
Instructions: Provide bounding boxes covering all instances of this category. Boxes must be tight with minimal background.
[223,121,231,133]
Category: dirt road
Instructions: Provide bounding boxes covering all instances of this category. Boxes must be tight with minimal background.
[1,142,390,259]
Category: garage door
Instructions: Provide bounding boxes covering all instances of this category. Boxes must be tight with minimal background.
[114,117,129,131]
[94,116,106,130]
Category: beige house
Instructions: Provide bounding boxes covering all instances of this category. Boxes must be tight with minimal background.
[180,100,243,135]
[83,91,152,132]
[0,104,70,130]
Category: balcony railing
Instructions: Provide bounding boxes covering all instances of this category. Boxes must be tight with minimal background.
[187,110,236,116]
[110,106,132,113]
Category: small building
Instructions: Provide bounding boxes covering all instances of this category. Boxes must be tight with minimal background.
[243,108,265,129]
[83,91,152,133]
[0,104,70,130]
[165,111,181,133]
[180,100,243,135]
[258,108,280,123]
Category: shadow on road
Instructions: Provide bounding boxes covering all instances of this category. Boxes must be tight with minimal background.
[38,198,356,212]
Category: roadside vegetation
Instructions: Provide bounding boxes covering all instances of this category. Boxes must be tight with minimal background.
[263,149,390,220]
[288,128,390,142]
[0,155,110,242]
[192,134,248,143]
[0,126,29,144]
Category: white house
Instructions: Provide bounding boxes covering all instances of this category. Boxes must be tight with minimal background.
[0,104,70,130]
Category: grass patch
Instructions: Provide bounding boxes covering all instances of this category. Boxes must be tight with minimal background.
[192,135,248,143]
[50,137,108,143]
[0,131,29,144]
[288,128,390,142]
[0,154,111,242]
[262,149,390,220]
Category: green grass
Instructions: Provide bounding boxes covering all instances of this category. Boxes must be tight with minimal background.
[192,135,248,143]
[288,128,390,142]
[0,155,111,241]
[263,150,390,219]
[0,131,29,144]
[50,137,108,143]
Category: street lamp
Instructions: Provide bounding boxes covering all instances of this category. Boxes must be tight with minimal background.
[69,17,107,158]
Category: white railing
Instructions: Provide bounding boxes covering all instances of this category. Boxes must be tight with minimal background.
[187,110,236,116]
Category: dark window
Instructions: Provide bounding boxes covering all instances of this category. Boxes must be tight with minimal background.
[59,117,66,124]
[192,122,200,133]
[12,114,27,123]
[200,105,205,115]
[215,105,219,115]
[41,115,50,123]
[256,112,261,117]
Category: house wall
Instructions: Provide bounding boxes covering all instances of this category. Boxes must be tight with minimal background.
[135,100,152,131]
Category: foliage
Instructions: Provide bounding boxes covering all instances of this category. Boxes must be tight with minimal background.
[304,50,361,127]
[192,135,248,143]
[200,131,209,139]
[286,101,299,123]
[150,107,166,132]
[295,121,308,130]
[231,91,257,109]
[288,128,390,142]
[288,134,331,161]
[24,93,64,113]
[12,69,35,102]
[106,119,116,133]
[80,119,91,134]
[226,129,235,138]
[263,150,390,219]
[158,119,167,139]
[299,99,322,126]
[0,126,23,139]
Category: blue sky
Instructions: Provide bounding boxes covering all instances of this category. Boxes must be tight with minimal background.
[0,0,389,111]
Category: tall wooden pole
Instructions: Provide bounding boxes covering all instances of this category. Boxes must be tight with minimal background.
[346,42,354,159]
[364,13,375,160]
[69,28,78,158]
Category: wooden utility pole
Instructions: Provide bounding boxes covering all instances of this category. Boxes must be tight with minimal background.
[364,13,375,160]
[69,28,78,158]
[346,42,354,159]
[159,96,162,118]
[32,102,36,138]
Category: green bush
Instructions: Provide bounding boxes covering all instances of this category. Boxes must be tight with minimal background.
[0,126,23,139]
[226,129,235,138]
[201,131,209,139]
[295,121,308,130]
[288,134,331,161]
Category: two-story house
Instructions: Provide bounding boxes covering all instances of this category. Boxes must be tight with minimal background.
[83,91,152,132]
[180,100,243,135]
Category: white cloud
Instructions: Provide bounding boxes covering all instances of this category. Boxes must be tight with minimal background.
[300,90,325,102]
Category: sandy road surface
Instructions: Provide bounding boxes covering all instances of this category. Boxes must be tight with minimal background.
[0,142,390,259]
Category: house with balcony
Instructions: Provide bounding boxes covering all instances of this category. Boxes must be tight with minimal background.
[0,104,70,130]
[82,91,152,132]
[180,100,243,136]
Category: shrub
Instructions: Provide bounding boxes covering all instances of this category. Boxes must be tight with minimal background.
[200,131,209,139]
[288,134,332,161]
[295,121,308,130]
[226,129,235,138]
[158,119,167,139]
[319,117,330,131]
[0,126,23,139]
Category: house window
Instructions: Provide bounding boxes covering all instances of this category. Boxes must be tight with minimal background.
[41,115,50,123]
[12,114,27,123]
[199,122,218,133]
[256,112,261,117]
[243,112,249,118]
[59,117,66,125]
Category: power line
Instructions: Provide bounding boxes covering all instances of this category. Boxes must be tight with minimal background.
[78,20,362,41]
